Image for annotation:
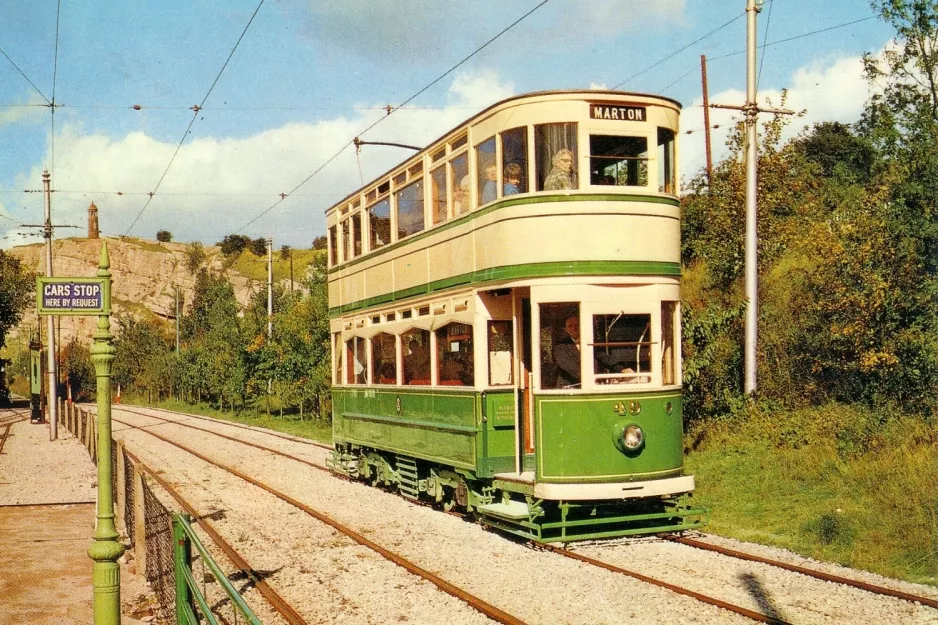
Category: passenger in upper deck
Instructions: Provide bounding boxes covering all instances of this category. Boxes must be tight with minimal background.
[453,176,470,214]
[503,162,522,196]
[481,164,498,204]
[544,149,576,190]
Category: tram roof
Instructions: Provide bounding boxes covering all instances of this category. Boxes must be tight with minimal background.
[326,89,682,216]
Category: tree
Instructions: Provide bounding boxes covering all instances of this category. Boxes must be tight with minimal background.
[185,242,206,273]
[312,235,327,250]
[249,237,268,256]
[156,230,173,243]
[218,234,251,257]
[0,251,35,349]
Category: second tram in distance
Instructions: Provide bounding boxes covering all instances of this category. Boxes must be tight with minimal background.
[326,90,705,542]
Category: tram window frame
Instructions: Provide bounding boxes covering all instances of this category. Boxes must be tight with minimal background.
[476,136,497,206]
[396,178,425,240]
[341,219,351,263]
[402,328,431,385]
[371,332,398,385]
[345,336,367,385]
[591,312,653,385]
[451,152,470,216]
[661,301,678,385]
[350,211,363,258]
[589,134,649,188]
[535,123,578,191]
[436,322,474,386]
[430,164,448,225]
[657,127,676,194]
[539,302,581,390]
[487,320,513,386]
[328,225,338,267]
[333,332,343,384]
[368,198,391,251]
[500,127,528,196]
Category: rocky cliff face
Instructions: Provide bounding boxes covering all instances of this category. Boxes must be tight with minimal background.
[6,237,259,347]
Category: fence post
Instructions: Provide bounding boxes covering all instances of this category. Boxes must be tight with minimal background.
[115,442,126,535]
[133,467,147,577]
[173,515,193,625]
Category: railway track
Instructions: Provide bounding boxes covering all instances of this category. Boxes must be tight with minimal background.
[103,405,938,624]
[112,407,526,625]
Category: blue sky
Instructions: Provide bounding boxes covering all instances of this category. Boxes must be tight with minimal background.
[0,0,896,249]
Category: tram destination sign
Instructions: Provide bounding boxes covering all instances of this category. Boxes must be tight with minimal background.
[589,102,647,122]
[36,277,109,316]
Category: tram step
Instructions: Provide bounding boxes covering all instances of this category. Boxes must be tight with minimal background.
[396,455,420,500]
[477,500,531,520]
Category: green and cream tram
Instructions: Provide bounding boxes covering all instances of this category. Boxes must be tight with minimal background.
[326,90,704,542]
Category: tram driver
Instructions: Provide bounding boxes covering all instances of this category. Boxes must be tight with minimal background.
[553,315,581,388]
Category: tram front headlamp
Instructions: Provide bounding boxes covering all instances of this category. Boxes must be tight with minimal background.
[622,425,644,451]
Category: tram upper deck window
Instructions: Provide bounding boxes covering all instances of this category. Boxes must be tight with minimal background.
[451,153,469,216]
[328,225,337,267]
[396,180,425,239]
[341,220,351,263]
[658,128,676,194]
[501,127,527,195]
[431,165,447,225]
[351,212,362,258]
[369,198,391,250]
[592,313,652,385]
[476,137,497,205]
[589,135,648,187]
[536,123,578,191]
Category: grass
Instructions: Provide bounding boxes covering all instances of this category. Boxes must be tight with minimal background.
[229,248,322,283]
[685,403,938,586]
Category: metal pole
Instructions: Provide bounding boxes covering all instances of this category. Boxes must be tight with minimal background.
[267,238,273,339]
[87,242,124,624]
[744,0,760,395]
[175,285,180,355]
[701,54,714,188]
[42,170,59,439]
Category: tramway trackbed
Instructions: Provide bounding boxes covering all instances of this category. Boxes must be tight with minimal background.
[113,405,938,618]
[112,408,526,625]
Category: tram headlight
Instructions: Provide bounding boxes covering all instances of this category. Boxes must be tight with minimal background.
[622,425,644,450]
[613,422,645,454]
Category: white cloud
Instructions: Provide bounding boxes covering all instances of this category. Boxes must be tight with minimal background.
[679,52,872,184]
[18,71,516,248]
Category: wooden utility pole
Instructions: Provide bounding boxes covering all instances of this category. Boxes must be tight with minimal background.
[700,54,714,187]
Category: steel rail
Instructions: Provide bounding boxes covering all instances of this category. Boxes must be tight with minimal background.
[115,414,529,625]
[108,403,331,449]
[122,448,308,625]
[666,534,938,610]
[112,406,329,472]
[543,544,790,624]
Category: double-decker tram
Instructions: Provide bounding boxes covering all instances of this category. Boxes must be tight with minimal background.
[325,90,705,542]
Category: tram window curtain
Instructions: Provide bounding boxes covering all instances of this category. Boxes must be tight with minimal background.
[535,123,577,191]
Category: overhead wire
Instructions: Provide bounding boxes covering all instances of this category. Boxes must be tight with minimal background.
[123,0,266,236]
[234,0,551,234]
[51,0,62,176]
[0,45,50,104]
[757,0,773,91]
[612,11,746,90]
[708,15,878,61]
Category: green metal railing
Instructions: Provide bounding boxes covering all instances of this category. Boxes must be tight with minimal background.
[173,514,262,625]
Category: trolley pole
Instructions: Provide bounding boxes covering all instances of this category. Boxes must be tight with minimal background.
[42,170,59,439]
[87,242,124,625]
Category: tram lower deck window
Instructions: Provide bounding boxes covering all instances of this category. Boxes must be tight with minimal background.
[592,313,652,385]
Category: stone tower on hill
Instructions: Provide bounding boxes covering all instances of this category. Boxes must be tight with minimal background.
[88,202,99,239]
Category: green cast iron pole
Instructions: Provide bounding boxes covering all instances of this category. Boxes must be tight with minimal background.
[86,242,124,624]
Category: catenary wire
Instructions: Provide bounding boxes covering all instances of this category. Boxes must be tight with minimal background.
[0,45,50,104]
[51,0,63,176]
[709,15,878,61]
[234,0,550,235]
[757,0,773,91]
[612,12,746,90]
[124,0,266,236]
